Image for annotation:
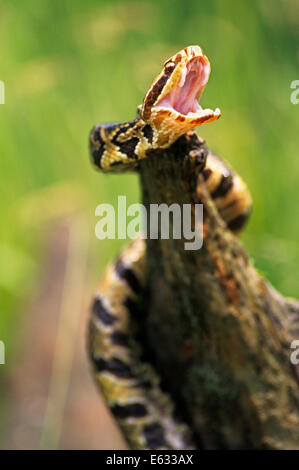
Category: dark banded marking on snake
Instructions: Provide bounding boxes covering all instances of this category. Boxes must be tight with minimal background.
[91,298,116,325]
[116,137,139,160]
[88,46,252,450]
[211,174,234,199]
[228,212,251,232]
[110,121,139,143]
[143,124,153,144]
[115,259,142,294]
[144,423,167,449]
[92,356,136,379]
[202,168,212,180]
[111,403,148,419]
[92,299,116,325]
[142,73,171,121]
[111,331,130,347]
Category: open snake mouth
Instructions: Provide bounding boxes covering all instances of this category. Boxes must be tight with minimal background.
[155,56,220,119]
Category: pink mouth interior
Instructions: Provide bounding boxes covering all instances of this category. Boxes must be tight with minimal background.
[156,57,210,116]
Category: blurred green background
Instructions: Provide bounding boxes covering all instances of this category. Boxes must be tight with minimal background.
[0,0,298,449]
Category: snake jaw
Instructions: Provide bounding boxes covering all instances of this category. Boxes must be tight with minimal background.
[154,55,220,121]
[91,46,222,171]
[141,46,221,149]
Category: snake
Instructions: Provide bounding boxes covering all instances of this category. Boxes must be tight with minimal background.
[88,46,252,450]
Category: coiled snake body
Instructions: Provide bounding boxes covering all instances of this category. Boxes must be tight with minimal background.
[88,46,252,449]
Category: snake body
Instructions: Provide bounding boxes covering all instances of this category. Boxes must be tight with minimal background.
[88,46,252,449]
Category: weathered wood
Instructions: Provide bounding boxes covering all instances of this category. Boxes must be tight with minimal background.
[139,132,299,450]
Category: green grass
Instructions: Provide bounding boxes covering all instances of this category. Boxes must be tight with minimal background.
[0,0,298,435]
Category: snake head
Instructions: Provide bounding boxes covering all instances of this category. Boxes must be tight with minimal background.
[141,46,221,148]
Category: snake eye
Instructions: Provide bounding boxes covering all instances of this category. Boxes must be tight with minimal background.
[164,61,176,73]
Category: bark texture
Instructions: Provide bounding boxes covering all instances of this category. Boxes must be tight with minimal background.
[138,132,299,450]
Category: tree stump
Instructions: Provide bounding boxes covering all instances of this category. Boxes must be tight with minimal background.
[138,132,299,450]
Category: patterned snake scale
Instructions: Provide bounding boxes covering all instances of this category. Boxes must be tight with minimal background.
[88,46,252,450]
